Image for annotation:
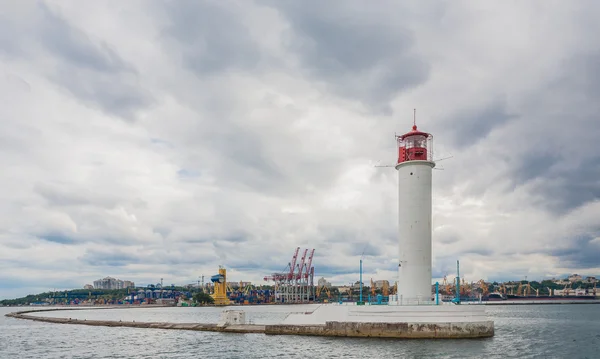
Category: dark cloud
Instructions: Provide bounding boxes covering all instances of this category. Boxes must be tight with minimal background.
[315,264,360,276]
[437,234,459,245]
[177,237,214,244]
[152,227,171,239]
[0,12,27,58]
[341,242,384,257]
[504,51,600,214]
[34,183,91,207]
[510,152,561,186]
[560,52,600,100]
[203,126,287,191]
[463,248,494,256]
[222,235,248,243]
[177,233,248,244]
[230,262,276,272]
[442,98,516,149]
[8,3,154,120]
[159,0,261,75]
[80,247,217,268]
[38,234,76,245]
[528,157,600,214]
[262,0,429,112]
[549,230,600,270]
[81,250,139,267]
[177,169,201,179]
[38,3,132,73]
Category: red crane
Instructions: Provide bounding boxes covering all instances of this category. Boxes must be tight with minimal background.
[287,247,300,281]
[304,249,315,279]
[296,249,308,280]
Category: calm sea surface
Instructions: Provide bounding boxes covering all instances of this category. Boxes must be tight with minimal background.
[1,304,599,358]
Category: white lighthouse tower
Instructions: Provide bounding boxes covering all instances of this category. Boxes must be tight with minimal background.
[395,117,435,304]
[275,112,494,338]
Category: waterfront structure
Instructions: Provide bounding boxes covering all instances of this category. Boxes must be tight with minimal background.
[264,247,315,303]
[93,277,135,290]
[227,281,251,288]
[374,280,389,289]
[394,120,435,304]
[210,266,232,306]
[317,277,331,288]
[569,274,583,282]
[275,114,494,339]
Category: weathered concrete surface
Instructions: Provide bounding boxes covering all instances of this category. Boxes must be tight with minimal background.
[265,321,494,338]
[5,310,264,334]
[480,299,600,305]
[281,303,491,325]
[6,307,493,339]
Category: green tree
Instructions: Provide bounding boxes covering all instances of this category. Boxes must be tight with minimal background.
[193,292,214,305]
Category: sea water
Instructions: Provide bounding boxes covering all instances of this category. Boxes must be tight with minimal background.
[1,304,599,358]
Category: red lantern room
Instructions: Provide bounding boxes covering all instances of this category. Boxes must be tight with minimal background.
[396,124,433,164]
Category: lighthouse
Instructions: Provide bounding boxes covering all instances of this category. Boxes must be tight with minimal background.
[268,113,494,338]
[395,118,435,304]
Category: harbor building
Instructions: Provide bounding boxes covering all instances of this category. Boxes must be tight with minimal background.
[93,277,135,290]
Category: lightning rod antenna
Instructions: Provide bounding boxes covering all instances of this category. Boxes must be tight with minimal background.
[413,108,416,127]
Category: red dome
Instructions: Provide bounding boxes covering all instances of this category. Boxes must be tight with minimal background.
[399,125,431,140]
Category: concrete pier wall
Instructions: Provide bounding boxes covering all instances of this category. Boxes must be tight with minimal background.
[282,304,490,325]
[266,321,495,339]
[5,306,494,339]
[5,311,264,333]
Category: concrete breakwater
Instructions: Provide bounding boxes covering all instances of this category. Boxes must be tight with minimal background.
[5,309,265,334]
[6,306,494,339]
[478,299,600,305]
[266,321,494,339]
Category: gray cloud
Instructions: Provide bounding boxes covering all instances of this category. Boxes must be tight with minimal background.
[38,4,133,73]
[1,2,153,121]
[81,250,139,267]
[38,234,76,245]
[528,157,600,214]
[35,183,93,207]
[502,53,600,215]
[262,0,430,112]
[510,152,560,186]
[550,233,600,269]
[441,98,517,149]
[0,10,28,58]
[159,0,261,75]
[39,4,152,120]
[80,246,219,268]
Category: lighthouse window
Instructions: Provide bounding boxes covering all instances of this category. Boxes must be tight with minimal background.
[406,135,426,149]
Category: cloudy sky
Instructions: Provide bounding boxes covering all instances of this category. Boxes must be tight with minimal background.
[1,0,599,299]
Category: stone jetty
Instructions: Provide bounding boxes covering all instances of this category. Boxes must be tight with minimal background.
[5,309,264,334]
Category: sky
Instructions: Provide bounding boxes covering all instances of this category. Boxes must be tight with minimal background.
[1,0,599,299]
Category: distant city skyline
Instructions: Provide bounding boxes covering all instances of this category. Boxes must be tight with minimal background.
[90,277,134,290]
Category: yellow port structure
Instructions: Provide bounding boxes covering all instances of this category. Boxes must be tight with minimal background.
[210,266,232,306]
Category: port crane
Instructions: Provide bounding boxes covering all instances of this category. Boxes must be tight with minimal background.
[263,247,315,303]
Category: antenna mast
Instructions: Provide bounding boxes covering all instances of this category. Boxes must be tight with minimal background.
[413,108,416,127]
